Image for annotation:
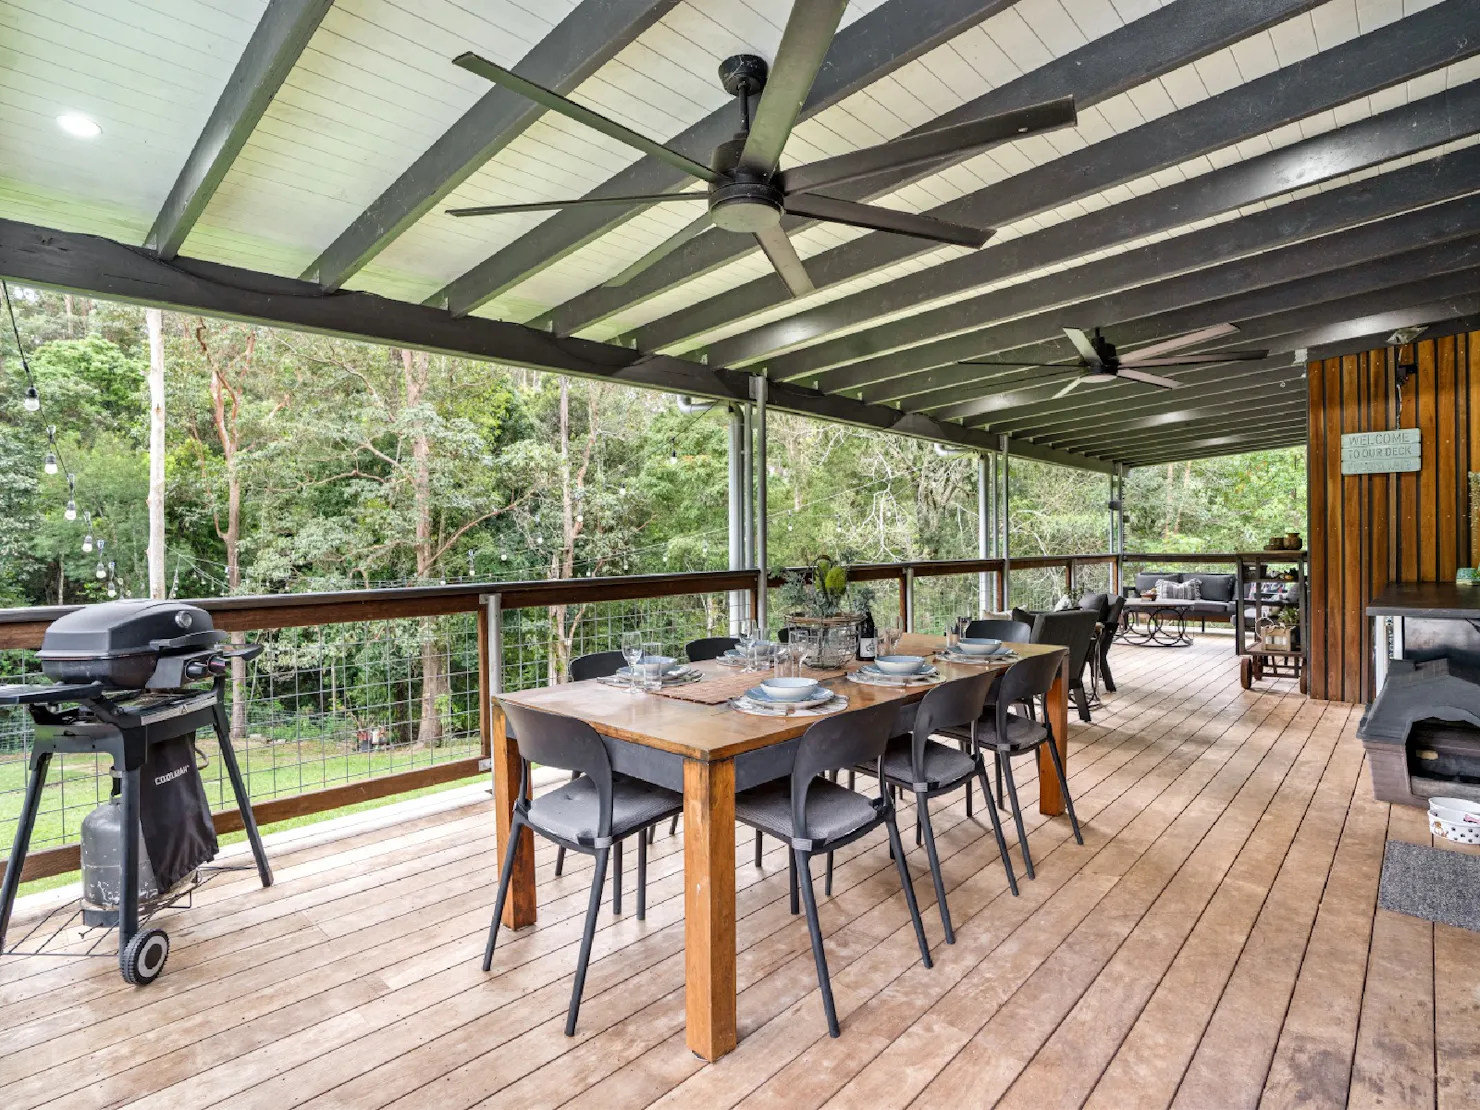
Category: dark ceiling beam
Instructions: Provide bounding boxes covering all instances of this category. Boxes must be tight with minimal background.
[428,0,1016,318]
[1306,312,1480,362]
[1115,416,1308,453]
[1117,428,1309,466]
[848,179,1480,410]
[958,265,1480,428]
[0,218,1108,473]
[145,0,333,258]
[911,232,1480,417]
[704,0,1480,368]
[803,102,1480,393]
[548,0,1322,339]
[1052,401,1308,453]
[304,0,677,291]
[1015,368,1308,443]
[1242,295,1480,359]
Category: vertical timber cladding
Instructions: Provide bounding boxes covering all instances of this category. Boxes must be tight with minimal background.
[1307,330,1478,703]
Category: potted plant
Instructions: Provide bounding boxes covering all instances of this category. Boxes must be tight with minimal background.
[777,556,874,665]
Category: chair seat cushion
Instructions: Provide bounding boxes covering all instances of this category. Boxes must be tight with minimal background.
[735,777,880,846]
[879,736,977,789]
[972,710,1049,751]
[528,773,682,845]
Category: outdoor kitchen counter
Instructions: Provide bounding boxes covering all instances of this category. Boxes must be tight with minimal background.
[1367,581,1480,620]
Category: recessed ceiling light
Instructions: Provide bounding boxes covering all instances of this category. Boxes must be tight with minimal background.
[56,113,101,139]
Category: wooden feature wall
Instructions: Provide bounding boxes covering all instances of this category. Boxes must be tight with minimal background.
[1307,330,1479,702]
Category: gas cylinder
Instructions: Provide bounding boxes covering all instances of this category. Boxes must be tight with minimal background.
[80,771,159,926]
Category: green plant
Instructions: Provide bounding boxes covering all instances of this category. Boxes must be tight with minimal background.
[776,555,859,618]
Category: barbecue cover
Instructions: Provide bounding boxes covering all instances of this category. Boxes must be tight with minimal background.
[139,737,219,890]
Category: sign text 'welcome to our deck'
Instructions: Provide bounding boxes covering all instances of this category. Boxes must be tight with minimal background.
[1340,428,1422,474]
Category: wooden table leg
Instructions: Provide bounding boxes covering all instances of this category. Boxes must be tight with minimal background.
[684,757,737,1061]
[492,706,536,928]
[1038,653,1070,816]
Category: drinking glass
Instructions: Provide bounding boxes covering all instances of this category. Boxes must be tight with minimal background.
[736,619,755,666]
[621,631,642,695]
[639,640,663,691]
[882,627,900,658]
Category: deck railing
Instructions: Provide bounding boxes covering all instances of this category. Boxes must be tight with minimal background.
[0,554,1114,884]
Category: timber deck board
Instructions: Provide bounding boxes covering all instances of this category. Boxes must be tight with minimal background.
[1,638,1463,1110]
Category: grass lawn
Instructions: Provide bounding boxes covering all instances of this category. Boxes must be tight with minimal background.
[3,733,481,897]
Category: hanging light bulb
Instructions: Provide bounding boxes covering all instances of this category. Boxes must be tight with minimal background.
[95,561,107,579]
[668,443,678,466]
[43,451,58,475]
[23,385,40,412]
[82,533,93,553]
[107,581,118,598]
[619,484,627,497]
[575,512,583,524]
[500,552,509,562]
[64,499,77,521]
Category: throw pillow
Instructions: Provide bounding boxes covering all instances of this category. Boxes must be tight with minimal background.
[1157,578,1201,601]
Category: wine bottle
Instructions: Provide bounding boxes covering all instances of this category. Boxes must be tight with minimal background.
[858,609,877,660]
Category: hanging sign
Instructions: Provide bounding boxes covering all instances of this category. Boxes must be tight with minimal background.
[1340,428,1422,474]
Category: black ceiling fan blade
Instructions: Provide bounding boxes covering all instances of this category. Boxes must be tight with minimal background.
[780,96,1077,196]
[784,192,990,248]
[1123,323,1240,361]
[754,225,813,297]
[453,53,719,184]
[1125,350,1270,366]
[1062,327,1104,369]
[1115,367,1182,389]
[737,0,849,176]
[448,193,708,218]
[603,213,714,288]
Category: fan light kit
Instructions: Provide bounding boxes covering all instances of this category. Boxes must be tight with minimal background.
[446,2,1074,300]
[56,112,102,139]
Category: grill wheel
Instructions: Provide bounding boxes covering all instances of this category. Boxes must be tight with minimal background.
[120,928,170,985]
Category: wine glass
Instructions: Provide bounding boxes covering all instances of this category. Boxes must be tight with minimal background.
[621,631,642,694]
[737,618,755,669]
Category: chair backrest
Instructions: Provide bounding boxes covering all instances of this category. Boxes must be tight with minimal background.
[1103,594,1126,628]
[685,636,738,662]
[991,652,1063,739]
[569,649,626,682]
[965,618,1031,643]
[904,672,994,784]
[789,700,898,840]
[1031,610,1099,681]
[496,702,615,834]
[1079,592,1109,621]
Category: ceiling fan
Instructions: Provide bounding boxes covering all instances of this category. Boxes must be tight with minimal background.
[445,1,1076,296]
[960,324,1271,400]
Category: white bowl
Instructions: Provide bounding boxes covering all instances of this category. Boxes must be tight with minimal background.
[874,654,926,675]
[1429,797,1480,825]
[954,637,1001,656]
[1430,814,1480,844]
[760,677,821,702]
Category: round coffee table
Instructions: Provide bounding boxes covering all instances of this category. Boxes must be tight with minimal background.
[1118,602,1193,647]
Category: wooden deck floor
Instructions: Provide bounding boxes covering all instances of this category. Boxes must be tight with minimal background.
[4,638,1478,1110]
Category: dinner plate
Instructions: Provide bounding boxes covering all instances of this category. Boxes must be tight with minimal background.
[939,647,1015,663]
[743,685,835,709]
[856,662,938,679]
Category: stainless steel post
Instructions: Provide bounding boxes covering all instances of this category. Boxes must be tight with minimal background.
[728,404,745,634]
[754,375,768,631]
[977,452,990,617]
[1000,435,1011,610]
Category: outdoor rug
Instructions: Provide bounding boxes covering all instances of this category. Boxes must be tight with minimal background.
[1378,839,1480,931]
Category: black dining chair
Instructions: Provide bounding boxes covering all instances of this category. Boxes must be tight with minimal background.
[865,673,1020,946]
[967,652,1083,881]
[684,636,738,662]
[1016,609,1099,723]
[964,618,1032,643]
[557,649,628,878]
[484,702,682,1036]
[734,700,932,1038]
[1098,595,1126,694]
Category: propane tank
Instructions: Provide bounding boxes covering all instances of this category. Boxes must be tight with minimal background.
[81,769,159,926]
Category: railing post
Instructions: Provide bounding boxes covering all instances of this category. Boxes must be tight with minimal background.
[479,592,503,777]
[1066,558,1075,600]
[896,569,908,632]
[753,374,768,631]
[904,566,915,633]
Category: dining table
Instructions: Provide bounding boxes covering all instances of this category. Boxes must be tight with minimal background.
[491,632,1070,1061]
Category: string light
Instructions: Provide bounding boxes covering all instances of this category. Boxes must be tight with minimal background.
[94,561,106,580]
[23,385,40,412]
[43,451,58,475]
[668,442,678,465]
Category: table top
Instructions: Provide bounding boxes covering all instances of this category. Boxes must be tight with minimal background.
[1367,581,1480,619]
[496,634,1065,762]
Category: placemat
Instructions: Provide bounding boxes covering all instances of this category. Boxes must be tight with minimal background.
[730,693,850,718]
[656,665,849,705]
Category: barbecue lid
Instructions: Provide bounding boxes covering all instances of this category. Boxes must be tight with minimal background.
[36,600,226,660]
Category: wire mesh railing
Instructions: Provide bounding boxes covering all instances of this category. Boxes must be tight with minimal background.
[1,556,1124,880]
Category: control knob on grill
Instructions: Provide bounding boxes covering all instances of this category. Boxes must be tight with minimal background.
[184,656,229,680]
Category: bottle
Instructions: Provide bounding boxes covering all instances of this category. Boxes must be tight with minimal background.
[858,609,877,660]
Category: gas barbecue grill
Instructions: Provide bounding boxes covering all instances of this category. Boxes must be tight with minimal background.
[0,600,272,984]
